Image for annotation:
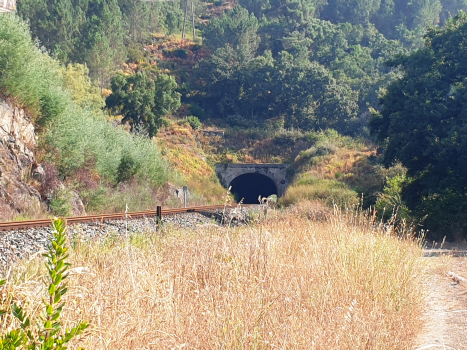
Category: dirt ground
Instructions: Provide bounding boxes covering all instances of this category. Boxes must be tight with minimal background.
[416,246,467,350]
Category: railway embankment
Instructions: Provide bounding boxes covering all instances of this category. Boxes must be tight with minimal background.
[0,205,258,270]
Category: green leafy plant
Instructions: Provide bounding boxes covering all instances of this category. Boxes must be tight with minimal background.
[116,152,140,184]
[0,218,88,349]
[49,189,73,217]
[376,173,411,222]
[186,116,202,130]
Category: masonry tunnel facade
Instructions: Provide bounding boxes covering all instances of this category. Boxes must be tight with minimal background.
[215,163,289,204]
[229,173,278,204]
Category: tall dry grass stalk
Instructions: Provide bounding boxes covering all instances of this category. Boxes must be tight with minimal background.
[2,203,425,349]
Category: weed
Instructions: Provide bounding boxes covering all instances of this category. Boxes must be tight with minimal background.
[0,218,88,349]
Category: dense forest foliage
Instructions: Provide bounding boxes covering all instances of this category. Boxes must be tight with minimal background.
[7,0,467,237]
[371,12,467,237]
[17,0,467,136]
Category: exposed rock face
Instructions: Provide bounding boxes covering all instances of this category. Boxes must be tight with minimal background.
[31,163,45,182]
[0,102,36,159]
[70,190,87,216]
[0,100,43,219]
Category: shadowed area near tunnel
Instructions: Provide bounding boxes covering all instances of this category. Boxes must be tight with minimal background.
[229,173,278,204]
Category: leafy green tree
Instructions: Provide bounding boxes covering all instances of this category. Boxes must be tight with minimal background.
[194,44,360,133]
[203,5,260,58]
[153,74,182,122]
[370,12,467,236]
[85,30,119,89]
[271,51,360,132]
[322,0,382,25]
[60,63,105,112]
[106,72,181,137]
[238,0,270,17]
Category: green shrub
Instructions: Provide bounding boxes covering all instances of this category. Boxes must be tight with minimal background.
[189,103,208,120]
[304,129,366,151]
[45,92,168,187]
[49,189,73,217]
[187,115,202,130]
[0,219,88,349]
[117,152,141,183]
[174,48,189,59]
[79,186,107,213]
[376,171,411,221]
[0,15,65,119]
[0,15,169,188]
[127,48,145,63]
[273,128,307,147]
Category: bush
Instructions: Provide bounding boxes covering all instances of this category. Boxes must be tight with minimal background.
[273,128,307,147]
[0,15,65,119]
[376,169,412,222]
[187,115,202,130]
[79,186,107,212]
[189,103,208,120]
[174,49,189,59]
[0,15,169,188]
[49,188,73,217]
[127,48,146,63]
[225,114,253,128]
[117,152,141,183]
[280,175,359,208]
[304,129,366,151]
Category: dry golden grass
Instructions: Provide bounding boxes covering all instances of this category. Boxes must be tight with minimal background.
[2,205,425,349]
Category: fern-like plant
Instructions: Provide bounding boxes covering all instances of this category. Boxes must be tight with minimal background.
[0,218,88,349]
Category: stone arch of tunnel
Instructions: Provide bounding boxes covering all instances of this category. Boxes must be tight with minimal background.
[229,172,278,204]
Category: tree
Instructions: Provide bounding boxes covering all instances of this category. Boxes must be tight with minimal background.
[18,0,127,85]
[203,5,260,59]
[60,63,105,112]
[17,0,81,63]
[106,72,181,137]
[370,12,467,237]
[81,0,127,86]
[153,74,182,123]
[271,51,359,132]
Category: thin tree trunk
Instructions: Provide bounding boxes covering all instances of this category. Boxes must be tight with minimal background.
[182,0,188,39]
[191,0,196,40]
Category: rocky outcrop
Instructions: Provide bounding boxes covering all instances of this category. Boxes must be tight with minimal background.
[0,100,43,219]
[0,102,36,159]
[70,190,87,216]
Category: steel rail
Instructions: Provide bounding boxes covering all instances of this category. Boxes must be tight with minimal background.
[0,204,252,231]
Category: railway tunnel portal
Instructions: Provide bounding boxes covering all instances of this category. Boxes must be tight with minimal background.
[215,163,289,204]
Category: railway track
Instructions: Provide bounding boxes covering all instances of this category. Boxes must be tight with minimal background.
[0,204,249,231]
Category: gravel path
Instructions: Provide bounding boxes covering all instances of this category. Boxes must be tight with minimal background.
[0,207,255,272]
[416,256,467,350]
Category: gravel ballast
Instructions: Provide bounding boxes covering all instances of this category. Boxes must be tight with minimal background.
[0,207,259,271]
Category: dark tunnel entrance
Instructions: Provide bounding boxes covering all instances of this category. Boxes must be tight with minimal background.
[229,173,278,204]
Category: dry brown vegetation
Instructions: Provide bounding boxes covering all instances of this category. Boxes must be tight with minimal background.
[2,203,425,349]
[157,121,226,205]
